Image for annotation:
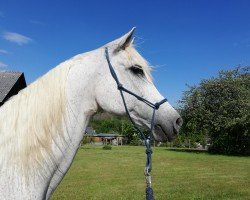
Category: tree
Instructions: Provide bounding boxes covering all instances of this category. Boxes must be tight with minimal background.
[179,67,250,155]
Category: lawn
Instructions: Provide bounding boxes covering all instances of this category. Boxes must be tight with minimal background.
[52,145,250,200]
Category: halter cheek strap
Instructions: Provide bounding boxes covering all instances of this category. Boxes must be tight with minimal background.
[105,47,167,200]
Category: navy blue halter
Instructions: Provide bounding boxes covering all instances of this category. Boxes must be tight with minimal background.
[105,47,167,200]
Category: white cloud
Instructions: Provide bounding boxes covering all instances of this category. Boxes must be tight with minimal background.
[0,61,7,68]
[0,49,8,54]
[3,32,32,45]
[30,20,44,25]
[234,37,250,48]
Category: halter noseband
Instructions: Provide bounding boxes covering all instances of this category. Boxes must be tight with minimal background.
[105,47,167,200]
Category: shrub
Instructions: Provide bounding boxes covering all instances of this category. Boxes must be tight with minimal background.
[103,145,112,150]
[129,136,143,146]
[82,136,92,145]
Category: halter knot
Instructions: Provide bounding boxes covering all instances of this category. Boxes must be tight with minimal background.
[117,83,123,90]
[154,98,167,110]
[154,103,160,110]
[145,148,153,155]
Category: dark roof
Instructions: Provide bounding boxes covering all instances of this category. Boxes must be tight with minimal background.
[98,133,120,137]
[85,127,96,135]
[84,133,125,138]
[0,71,26,103]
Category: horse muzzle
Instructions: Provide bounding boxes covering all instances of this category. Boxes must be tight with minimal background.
[153,116,183,142]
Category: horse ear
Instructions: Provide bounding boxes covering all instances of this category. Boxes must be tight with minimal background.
[115,27,136,51]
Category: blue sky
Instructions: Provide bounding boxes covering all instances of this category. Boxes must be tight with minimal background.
[0,0,250,106]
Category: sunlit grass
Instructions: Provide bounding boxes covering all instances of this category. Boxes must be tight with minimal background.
[52,145,250,200]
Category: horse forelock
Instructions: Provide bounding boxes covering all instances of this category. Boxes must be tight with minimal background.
[0,62,71,178]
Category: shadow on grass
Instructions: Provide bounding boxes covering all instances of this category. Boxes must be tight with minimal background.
[165,148,250,157]
[166,148,208,154]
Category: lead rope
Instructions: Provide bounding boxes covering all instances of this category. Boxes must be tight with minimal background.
[105,47,167,200]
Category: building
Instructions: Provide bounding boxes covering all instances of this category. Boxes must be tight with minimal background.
[84,127,126,145]
[94,133,125,145]
[0,71,27,107]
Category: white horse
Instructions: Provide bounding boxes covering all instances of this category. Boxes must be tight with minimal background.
[0,28,182,200]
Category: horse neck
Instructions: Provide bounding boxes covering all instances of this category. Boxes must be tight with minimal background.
[0,51,100,182]
[63,52,100,148]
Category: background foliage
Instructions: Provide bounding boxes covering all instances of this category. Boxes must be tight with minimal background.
[178,67,250,155]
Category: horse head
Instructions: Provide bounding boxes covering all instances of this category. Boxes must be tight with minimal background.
[94,28,182,142]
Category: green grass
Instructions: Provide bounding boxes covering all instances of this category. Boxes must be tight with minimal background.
[52,145,250,200]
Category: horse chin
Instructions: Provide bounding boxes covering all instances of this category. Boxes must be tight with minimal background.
[130,113,177,142]
[153,124,177,142]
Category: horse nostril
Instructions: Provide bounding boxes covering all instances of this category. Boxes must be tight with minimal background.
[176,117,183,127]
[172,117,183,135]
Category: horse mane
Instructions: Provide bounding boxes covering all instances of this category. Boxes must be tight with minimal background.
[0,61,71,177]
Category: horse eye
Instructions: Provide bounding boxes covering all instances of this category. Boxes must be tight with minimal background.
[129,65,144,76]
